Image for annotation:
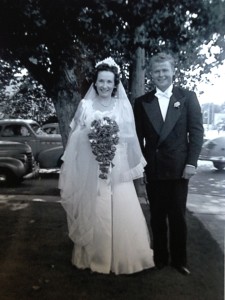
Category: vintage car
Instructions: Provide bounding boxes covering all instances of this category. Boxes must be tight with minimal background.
[199,136,225,170]
[0,141,38,184]
[0,119,64,168]
[42,123,60,134]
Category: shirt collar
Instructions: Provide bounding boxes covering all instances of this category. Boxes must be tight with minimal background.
[155,84,173,99]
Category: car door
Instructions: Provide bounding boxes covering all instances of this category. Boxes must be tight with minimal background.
[1,124,39,158]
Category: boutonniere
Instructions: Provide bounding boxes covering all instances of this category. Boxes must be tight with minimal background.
[174,101,180,108]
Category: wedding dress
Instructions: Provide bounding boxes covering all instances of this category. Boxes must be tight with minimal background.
[59,83,154,275]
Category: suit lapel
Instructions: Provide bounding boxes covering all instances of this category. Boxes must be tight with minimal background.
[142,95,164,135]
[158,89,186,145]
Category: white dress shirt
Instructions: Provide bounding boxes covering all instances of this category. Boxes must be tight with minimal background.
[155,85,173,121]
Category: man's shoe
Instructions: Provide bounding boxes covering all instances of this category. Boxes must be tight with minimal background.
[172,265,191,275]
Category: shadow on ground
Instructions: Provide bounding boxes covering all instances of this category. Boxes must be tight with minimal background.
[0,200,223,300]
[0,173,60,196]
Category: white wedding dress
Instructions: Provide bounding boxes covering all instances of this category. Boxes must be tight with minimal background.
[59,88,154,275]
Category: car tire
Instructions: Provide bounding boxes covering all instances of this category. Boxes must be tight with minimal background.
[57,156,63,168]
[213,162,225,170]
[0,168,23,185]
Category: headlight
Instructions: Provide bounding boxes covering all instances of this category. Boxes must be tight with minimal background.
[22,154,28,163]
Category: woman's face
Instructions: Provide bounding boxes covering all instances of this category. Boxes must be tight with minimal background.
[95,71,115,98]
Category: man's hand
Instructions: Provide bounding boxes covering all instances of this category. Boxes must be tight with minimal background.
[182,165,196,180]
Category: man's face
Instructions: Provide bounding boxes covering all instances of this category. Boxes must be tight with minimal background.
[151,61,175,92]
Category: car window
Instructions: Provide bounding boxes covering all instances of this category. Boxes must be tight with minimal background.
[2,125,16,137]
[31,124,47,135]
[44,127,57,134]
[20,126,31,136]
[2,125,31,137]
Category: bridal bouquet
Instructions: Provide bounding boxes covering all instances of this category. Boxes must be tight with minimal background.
[88,117,119,179]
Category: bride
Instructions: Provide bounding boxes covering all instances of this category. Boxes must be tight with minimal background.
[59,57,154,275]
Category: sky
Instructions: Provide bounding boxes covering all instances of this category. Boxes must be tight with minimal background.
[194,41,225,106]
[196,62,225,105]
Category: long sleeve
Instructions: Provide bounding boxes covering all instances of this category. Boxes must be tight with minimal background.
[133,97,145,154]
[186,91,204,166]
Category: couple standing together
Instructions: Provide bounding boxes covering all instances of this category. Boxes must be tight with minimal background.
[59,53,204,276]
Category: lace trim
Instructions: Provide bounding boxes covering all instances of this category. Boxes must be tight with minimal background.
[121,157,146,182]
[91,97,117,116]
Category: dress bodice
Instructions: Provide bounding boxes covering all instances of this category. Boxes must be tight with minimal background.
[84,98,118,128]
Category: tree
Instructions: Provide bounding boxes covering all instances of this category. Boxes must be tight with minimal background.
[0,0,225,146]
[127,0,225,100]
[0,59,56,123]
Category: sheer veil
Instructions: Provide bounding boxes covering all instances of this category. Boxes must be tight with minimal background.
[59,80,146,246]
[65,80,146,182]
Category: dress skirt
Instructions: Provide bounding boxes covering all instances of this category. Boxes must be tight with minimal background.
[72,179,154,275]
[59,106,154,275]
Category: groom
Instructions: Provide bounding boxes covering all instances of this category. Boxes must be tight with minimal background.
[134,52,204,275]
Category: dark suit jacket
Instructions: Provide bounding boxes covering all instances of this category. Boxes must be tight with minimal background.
[134,86,204,180]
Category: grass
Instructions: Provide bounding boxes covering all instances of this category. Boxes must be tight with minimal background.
[0,201,223,300]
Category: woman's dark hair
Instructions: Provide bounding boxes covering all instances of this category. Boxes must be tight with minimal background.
[93,63,120,97]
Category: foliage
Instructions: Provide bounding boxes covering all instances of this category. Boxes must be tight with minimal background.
[1,1,225,90]
[0,0,225,143]
[0,59,56,124]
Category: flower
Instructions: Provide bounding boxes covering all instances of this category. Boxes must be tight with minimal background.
[174,101,180,108]
[88,117,119,179]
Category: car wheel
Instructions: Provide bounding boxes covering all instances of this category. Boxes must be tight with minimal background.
[57,156,63,168]
[213,162,225,170]
[0,168,23,185]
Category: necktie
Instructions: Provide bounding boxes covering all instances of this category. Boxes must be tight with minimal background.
[155,90,171,99]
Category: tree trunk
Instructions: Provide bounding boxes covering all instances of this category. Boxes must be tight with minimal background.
[51,63,81,148]
[53,88,80,148]
[130,24,146,106]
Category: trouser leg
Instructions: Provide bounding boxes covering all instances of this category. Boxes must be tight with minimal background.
[168,179,189,267]
[146,181,169,266]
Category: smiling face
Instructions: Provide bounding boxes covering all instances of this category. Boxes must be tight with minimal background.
[151,61,175,92]
[95,71,115,99]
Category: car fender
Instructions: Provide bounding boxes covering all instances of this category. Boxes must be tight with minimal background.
[37,146,64,168]
[0,157,26,177]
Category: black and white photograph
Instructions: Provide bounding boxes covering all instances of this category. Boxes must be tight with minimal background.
[0,1,224,299]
